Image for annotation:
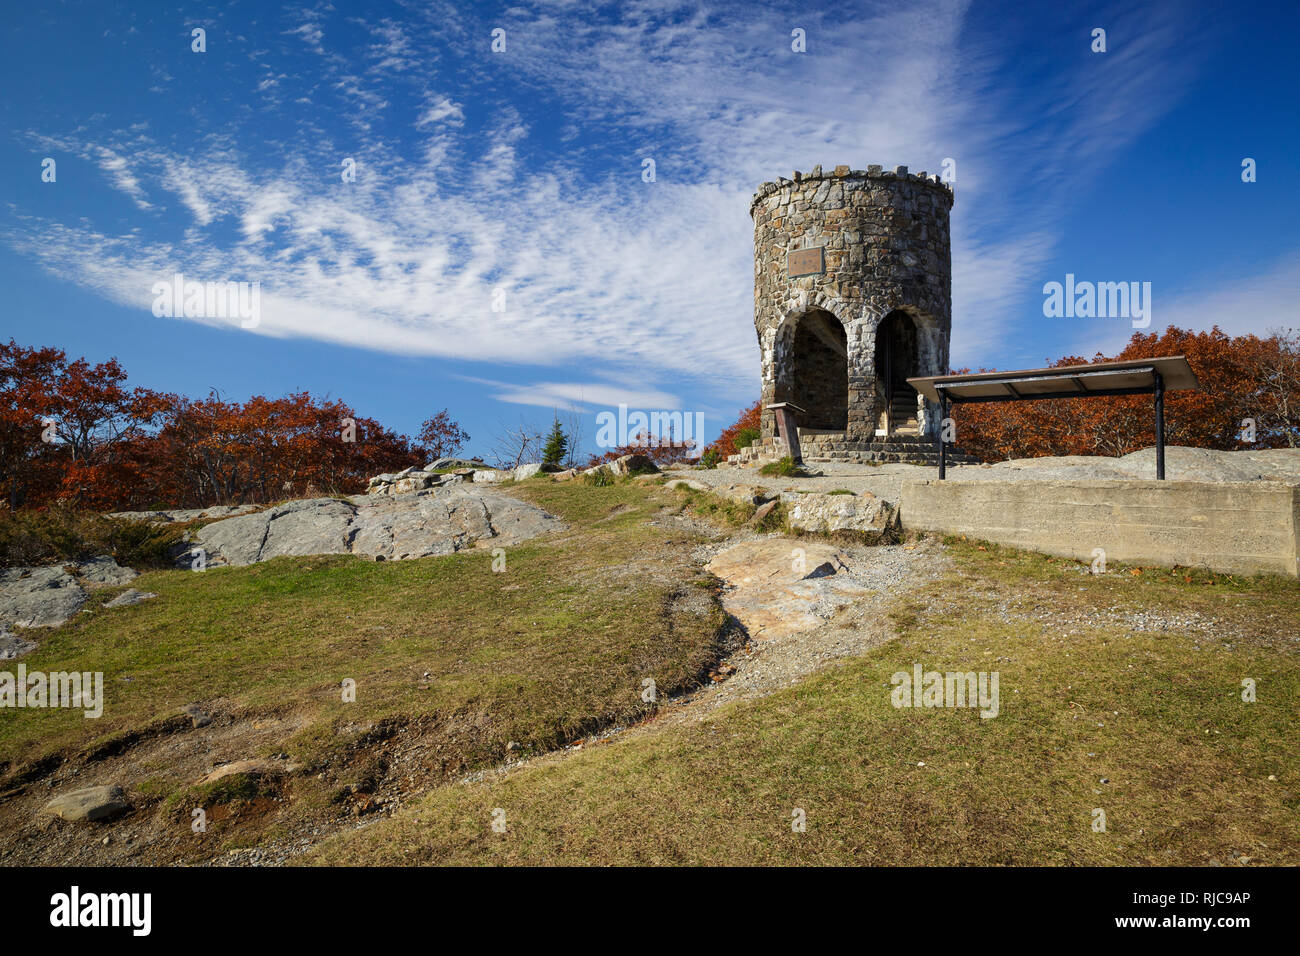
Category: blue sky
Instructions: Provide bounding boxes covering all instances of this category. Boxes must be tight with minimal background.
[2,0,1297,460]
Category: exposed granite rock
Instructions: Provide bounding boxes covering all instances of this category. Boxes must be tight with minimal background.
[180,487,565,567]
[75,556,137,586]
[0,627,38,660]
[780,491,898,539]
[108,504,259,524]
[0,566,87,629]
[104,589,158,608]
[428,458,487,470]
[705,539,868,641]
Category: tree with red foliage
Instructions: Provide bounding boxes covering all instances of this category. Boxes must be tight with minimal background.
[951,326,1300,461]
[585,428,699,468]
[0,340,459,511]
[0,340,168,509]
[142,391,427,507]
[418,409,470,460]
[702,400,762,463]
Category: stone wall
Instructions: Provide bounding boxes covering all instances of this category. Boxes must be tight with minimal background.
[752,164,954,448]
[899,479,1300,578]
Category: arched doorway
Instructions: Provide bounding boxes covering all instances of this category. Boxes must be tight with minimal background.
[874,310,920,435]
[787,309,848,431]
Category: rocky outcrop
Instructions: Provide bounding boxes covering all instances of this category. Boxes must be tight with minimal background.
[0,556,150,655]
[367,461,509,495]
[0,628,37,660]
[705,539,869,641]
[75,556,138,586]
[108,504,260,524]
[181,486,565,567]
[0,566,87,630]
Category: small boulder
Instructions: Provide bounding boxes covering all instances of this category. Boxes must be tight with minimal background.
[0,566,87,629]
[429,457,486,471]
[514,463,544,481]
[552,468,578,481]
[0,628,37,660]
[780,492,898,537]
[44,785,130,823]
[392,475,432,494]
[75,556,138,587]
[104,589,157,609]
[607,454,658,477]
[720,483,775,506]
[750,500,779,525]
[472,469,504,483]
[181,703,211,728]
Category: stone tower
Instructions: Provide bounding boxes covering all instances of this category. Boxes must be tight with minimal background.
[747,163,955,462]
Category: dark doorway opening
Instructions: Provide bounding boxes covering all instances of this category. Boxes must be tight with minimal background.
[875,310,920,435]
[789,309,848,430]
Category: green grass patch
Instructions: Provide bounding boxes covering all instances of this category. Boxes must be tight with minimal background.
[311,538,1299,865]
[0,482,726,795]
[758,456,805,478]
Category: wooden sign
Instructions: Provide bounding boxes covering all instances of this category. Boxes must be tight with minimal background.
[787,247,824,277]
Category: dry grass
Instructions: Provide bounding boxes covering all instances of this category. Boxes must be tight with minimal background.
[309,539,1299,865]
[0,481,726,854]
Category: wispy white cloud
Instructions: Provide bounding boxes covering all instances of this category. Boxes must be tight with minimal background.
[6,0,1209,401]
[460,376,683,412]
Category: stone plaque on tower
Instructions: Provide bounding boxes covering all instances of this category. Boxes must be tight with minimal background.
[786,247,824,277]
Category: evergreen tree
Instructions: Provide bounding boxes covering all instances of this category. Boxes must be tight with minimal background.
[541,417,568,466]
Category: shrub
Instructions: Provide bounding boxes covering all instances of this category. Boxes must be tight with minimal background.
[701,401,762,461]
[0,507,191,569]
[758,456,804,478]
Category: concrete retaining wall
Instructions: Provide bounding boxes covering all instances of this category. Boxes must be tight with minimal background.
[899,479,1300,578]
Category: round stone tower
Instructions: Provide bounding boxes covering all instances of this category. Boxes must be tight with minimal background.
[749,163,954,462]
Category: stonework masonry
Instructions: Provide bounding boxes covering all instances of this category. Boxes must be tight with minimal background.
[750,163,954,460]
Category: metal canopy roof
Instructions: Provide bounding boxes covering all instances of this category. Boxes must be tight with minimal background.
[907,355,1198,404]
